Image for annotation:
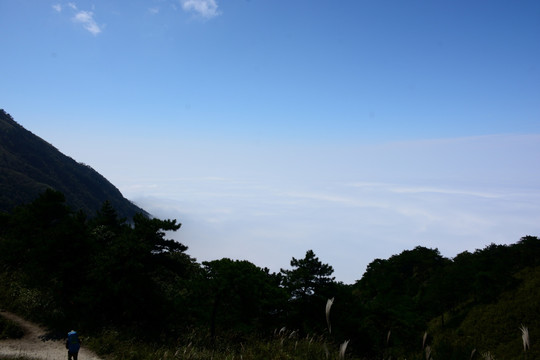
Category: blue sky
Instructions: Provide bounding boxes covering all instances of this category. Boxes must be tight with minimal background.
[1,0,540,283]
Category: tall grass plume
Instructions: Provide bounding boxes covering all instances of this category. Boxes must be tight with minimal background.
[326,297,334,334]
[339,339,350,359]
[520,324,530,352]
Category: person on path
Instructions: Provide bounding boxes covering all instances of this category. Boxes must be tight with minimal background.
[66,330,81,360]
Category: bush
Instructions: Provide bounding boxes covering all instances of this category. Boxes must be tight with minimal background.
[0,312,25,339]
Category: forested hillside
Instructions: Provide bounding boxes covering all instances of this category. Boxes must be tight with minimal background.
[0,190,538,359]
[0,109,145,220]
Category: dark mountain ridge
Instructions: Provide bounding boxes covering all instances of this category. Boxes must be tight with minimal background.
[0,109,146,219]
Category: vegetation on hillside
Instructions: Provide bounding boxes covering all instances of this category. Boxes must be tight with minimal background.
[0,109,145,219]
[0,190,538,359]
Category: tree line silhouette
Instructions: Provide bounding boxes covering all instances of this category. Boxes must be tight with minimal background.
[0,189,538,359]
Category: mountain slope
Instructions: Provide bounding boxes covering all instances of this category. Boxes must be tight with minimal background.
[0,109,146,219]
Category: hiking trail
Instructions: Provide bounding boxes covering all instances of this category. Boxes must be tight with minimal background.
[0,310,102,360]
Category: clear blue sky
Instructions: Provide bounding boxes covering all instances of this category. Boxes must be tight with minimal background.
[2,0,540,283]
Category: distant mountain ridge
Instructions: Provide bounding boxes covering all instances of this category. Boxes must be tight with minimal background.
[0,109,147,219]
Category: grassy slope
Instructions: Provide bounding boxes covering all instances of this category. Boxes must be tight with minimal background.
[429,265,540,360]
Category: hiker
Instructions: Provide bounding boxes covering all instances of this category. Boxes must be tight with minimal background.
[66,330,81,360]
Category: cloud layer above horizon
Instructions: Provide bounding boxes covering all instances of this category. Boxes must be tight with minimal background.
[111,134,540,283]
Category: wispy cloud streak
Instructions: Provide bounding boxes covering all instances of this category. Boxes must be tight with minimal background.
[348,182,503,199]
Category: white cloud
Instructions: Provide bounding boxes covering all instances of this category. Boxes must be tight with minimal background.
[180,0,220,19]
[72,10,102,35]
[53,2,103,35]
[149,7,160,15]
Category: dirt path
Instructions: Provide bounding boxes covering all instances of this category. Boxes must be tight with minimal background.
[0,310,103,360]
